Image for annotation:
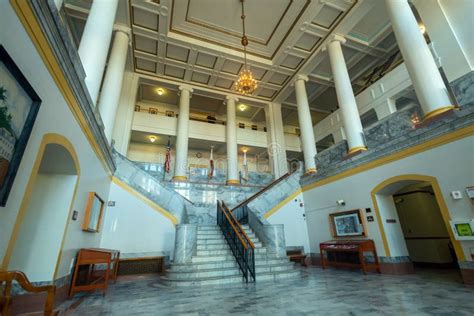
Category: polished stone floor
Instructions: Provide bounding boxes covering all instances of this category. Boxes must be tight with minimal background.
[61,267,474,315]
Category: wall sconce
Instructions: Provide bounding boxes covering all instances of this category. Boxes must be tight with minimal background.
[149,135,157,143]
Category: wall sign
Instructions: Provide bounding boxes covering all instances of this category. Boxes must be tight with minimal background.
[367,216,374,222]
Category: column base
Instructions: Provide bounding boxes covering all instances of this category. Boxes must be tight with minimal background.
[172,176,187,182]
[347,146,368,156]
[226,179,240,185]
[423,105,456,123]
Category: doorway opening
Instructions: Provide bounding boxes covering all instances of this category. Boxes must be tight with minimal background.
[7,140,79,283]
[372,175,464,283]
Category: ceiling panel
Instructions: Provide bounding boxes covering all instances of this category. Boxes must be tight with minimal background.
[195,52,218,69]
[312,5,342,29]
[164,64,186,79]
[258,88,277,99]
[134,35,158,55]
[280,55,303,69]
[215,77,234,89]
[132,7,159,31]
[268,72,289,86]
[136,58,156,73]
[166,43,190,62]
[294,33,321,51]
[221,59,243,74]
[191,72,211,84]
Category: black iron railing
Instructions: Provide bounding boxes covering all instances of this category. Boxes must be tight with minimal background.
[217,201,255,283]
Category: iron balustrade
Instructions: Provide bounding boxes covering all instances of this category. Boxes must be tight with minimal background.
[217,201,255,283]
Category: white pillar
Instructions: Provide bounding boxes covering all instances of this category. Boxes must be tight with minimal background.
[98,30,129,143]
[384,0,453,120]
[294,75,317,173]
[264,103,288,178]
[112,72,139,155]
[78,0,119,105]
[374,98,397,120]
[326,35,367,155]
[225,96,239,185]
[173,85,193,182]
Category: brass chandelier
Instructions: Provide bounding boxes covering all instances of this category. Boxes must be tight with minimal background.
[235,0,257,95]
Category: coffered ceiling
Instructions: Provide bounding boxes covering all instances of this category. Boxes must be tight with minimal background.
[63,0,401,125]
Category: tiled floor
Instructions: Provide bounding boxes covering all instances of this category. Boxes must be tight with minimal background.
[61,267,474,315]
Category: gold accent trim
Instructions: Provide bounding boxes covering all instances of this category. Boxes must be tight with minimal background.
[301,125,474,193]
[370,175,465,261]
[347,146,368,155]
[2,134,81,274]
[423,105,455,122]
[226,179,240,185]
[263,189,302,219]
[112,177,178,225]
[172,175,188,182]
[305,168,317,175]
[10,0,114,177]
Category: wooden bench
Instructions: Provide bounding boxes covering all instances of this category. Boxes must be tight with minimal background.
[0,270,57,316]
[287,250,307,267]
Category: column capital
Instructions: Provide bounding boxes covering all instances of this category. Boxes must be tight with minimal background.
[113,24,131,39]
[294,74,309,84]
[178,85,194,93]
[322,34,346,51]
[225,95,239,103]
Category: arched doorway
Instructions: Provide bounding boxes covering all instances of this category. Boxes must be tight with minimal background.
[371,175,464,281]
[2,134,80,283]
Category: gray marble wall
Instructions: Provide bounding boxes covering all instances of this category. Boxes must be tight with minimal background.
[248,210,287,258]
[173,224,198,264]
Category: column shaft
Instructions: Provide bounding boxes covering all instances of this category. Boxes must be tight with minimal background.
[78,0,119,105]
[327,38,366,155]
[384,0,452,120]
[173,86,193,181]
[98,30,129,143]
[264,103,288,178]
[226,96,239,184]
[294,76,317,173]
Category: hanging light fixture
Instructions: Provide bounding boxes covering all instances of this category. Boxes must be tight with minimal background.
[235,0,257,95]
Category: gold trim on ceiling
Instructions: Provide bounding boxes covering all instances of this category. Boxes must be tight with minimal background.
[165,43,190,63]
[169,0,311,60]
[184,0,293,46]
[132,6,160,32]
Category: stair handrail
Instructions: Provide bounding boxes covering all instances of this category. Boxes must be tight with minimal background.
[222,201,255,249]
[217,201,255,282]
[230,172,291,212]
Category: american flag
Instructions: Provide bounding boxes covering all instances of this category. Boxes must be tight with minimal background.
[164,138,171,173]
[208,146,214,179]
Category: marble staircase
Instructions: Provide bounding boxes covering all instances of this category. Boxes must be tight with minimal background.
[162,225,300,287]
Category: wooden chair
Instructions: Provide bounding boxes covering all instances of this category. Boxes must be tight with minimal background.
[0,270,56,316]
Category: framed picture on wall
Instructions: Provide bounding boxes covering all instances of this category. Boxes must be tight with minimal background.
[82,192,105,232]
[329,209,366,238]
[0,46,41,206]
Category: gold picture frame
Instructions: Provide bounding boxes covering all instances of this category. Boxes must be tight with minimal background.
[329,209,367,238]
[82,192,105,233]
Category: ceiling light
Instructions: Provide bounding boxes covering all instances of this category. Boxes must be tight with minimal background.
[242,147,248,153]
[239,104,247,111]
[149,135,157,143]
[235,0,257,95]
[156,88,165,96]
[419,24,426,34]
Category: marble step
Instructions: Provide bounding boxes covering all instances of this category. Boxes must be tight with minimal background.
[165,267,241,280]
[161,274,244,287]
[196,234,226,240]
[255,263,295,273]
[255,257,291,266]
[170,260,238,271]
[197,230,223,236]
[196,249,232,256]
[196,244,229,251]
[192,255,235,263]
[198,226,221,231]
[196,239,227,245]
[192,252,275,263]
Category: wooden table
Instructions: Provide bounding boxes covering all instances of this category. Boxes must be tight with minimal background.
[69,248,120,298]
[320,240,380,274]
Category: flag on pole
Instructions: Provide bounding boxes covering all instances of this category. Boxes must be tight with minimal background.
[209,146,214,179]
[164,138,171,173]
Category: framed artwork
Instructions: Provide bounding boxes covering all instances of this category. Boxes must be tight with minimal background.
[82,192,105,232]
[0,46,41,206]
[329,209,366,238]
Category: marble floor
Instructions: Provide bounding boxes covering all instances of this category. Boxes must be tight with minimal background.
[60,267,474,315]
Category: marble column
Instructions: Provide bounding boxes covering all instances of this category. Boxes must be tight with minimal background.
[294,75,317,173]
[173,224,197,264]
[98,29,129,143]
[173,85,193,182]
[78,0,119,105]
[264,103,288,178]
[384,0,453,120]
[374,98,397,120]
[225,96,239,185]
[326,35,367,155]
